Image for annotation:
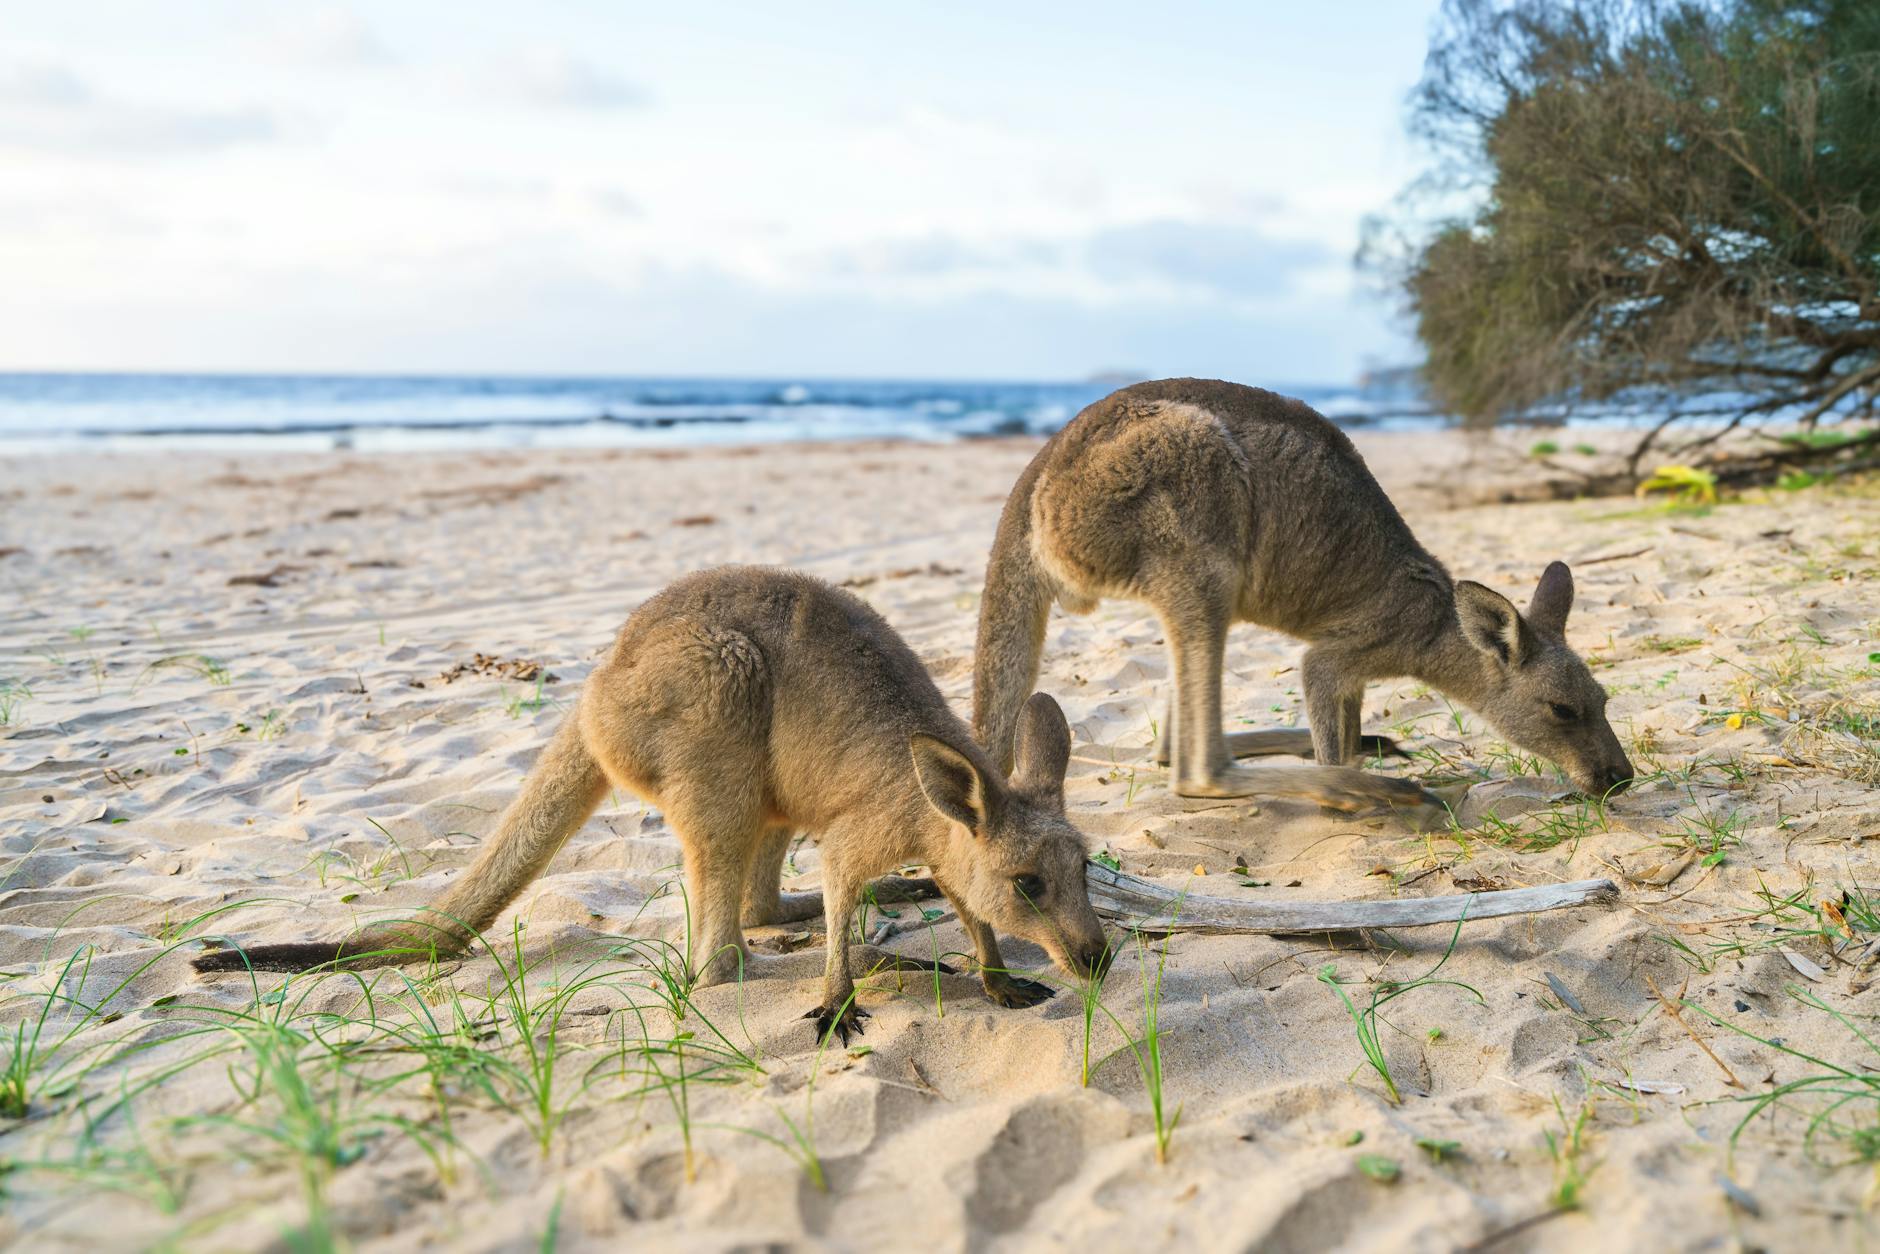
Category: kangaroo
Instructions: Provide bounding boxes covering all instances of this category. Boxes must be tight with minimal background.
[195,566,1111,1042]
[972,379,1634,802]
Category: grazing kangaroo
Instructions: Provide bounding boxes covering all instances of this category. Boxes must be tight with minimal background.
[195,567,1111,1042]
[973,379,1634,802]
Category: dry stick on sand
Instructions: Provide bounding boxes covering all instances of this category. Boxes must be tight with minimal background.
[1573,546,1654,566]
[1085,864,1619,934]
[1644,972,1742,1088]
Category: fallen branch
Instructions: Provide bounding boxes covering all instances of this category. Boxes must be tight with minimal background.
[1085,863,1619,934]
[774,866,1621,936]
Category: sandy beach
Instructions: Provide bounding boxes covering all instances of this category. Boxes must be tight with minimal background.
[3,428,1878,1251]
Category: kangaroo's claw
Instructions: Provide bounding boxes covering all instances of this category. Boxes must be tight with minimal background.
[803,1001,868,1046]
[985,975,1056,1009]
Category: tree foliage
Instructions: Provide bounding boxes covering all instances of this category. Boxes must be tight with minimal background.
[1377,0,1880,442]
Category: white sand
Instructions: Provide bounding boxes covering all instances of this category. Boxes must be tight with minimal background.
[2,430,1877,1250]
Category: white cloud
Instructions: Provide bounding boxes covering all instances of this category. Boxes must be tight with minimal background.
[1085,221,1333,299]
[587,186,643,218]
[481,49,647,111]
[256,6,393,67]
[0,61,282,155]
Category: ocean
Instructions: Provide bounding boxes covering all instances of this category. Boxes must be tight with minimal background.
[0,373,1440,453]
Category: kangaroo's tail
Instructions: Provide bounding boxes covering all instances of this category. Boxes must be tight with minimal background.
[1222,729,1407,760]
[193,710,611,975]
[972,474,1056,776]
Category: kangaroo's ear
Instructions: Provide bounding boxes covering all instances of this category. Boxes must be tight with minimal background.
[1455,581,1532,667]
[1010,692,1071,809]
[1527,561,1574,636]
[910,734,994,835]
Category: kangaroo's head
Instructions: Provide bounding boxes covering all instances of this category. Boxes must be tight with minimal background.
[910,693,1110,979]
[1452,561,1633,798]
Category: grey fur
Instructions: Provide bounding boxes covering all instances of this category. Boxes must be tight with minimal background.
[197,567,1109,1042]
[972,379,1634,800]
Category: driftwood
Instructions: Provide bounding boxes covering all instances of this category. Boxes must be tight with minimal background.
[771,866,1619,936]
[1085,862,1619,935]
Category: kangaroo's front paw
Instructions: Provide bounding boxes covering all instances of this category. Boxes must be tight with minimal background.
[803,1001,868,1046]
[985,975,1057,1009]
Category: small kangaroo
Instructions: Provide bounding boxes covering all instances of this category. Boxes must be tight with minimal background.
[973,379,1634,801]
[195,566,1111,1042]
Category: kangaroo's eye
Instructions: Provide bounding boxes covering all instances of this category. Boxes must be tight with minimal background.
[1013,874,1045,900]
[1549,703,1578,722]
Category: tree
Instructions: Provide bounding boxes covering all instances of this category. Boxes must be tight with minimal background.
[1372,0,1880,474]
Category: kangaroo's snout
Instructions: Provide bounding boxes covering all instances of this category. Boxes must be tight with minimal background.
[1594,760,1635,798]
[1571,752,1634,799]
[1055,932,1114,982]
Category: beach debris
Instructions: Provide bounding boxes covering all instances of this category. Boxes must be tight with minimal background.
[227,563,303,587]
[419,472,565,508]
[1636,463,1719,506]
[418,653,560,687]
[840,562,965,589]
[1085,863,1619,934]
[671,514,718,527]
[1544,972,1588,1016]
[1779,948,1827,981]
[1616,849,1695,887]
[1575,546,1653,565]
[1609,1078,1685,1096]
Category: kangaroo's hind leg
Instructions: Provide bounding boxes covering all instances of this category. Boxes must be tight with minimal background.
[667,798,767,990]
[1158,583,1265,797]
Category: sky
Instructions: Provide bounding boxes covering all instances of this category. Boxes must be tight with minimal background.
[0,2,1445,383]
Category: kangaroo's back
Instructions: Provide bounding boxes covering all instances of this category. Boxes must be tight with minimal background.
[1027,379,1446,636]
[972,378,1454,781]
[594,566,987,832]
